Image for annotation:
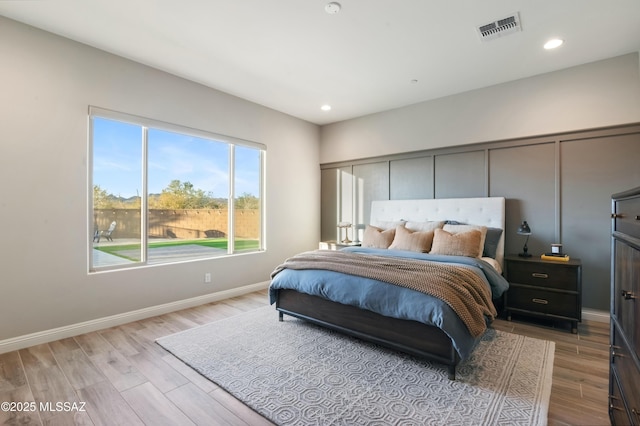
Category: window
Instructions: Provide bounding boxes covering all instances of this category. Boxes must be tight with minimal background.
[89,107,265,272]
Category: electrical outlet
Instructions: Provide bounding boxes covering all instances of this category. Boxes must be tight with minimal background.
[204,272,211,283]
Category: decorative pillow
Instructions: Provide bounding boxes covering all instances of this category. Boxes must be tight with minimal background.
[443,224,487,258]
[443,221,503,259]
[404,220,445,232]
[362,225,396,248]
[430,229,482,258]
[389,225,435,253]
[482,227,503,258]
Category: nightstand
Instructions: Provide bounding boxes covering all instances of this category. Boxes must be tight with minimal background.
[504,254,582,333]
[319,240,360,250]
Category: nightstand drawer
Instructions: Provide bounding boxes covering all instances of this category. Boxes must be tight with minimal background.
[504,255,582,332]
[506,261,578,291]
[507,286,579,319]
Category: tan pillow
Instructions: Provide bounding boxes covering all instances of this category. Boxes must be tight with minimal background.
[443,224,487,258]
[362,225,396,248]
[389,225,434,253]
[430,228,482,258]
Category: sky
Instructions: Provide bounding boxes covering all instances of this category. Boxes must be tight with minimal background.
[92,117,260,199]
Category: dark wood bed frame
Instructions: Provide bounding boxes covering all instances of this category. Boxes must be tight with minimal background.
[276,289,460,380]
[274,197,506,381]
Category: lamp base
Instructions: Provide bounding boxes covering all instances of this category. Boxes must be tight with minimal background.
[518,252,532,257]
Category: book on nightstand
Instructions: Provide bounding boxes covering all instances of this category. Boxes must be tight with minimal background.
[541,253,570,261]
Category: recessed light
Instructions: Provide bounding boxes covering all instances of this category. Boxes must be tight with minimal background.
[325,2,341,14]
[544,38,564,49]
[321,105,332,111]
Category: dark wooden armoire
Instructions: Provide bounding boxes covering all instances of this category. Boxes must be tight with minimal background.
[609,187,640,425]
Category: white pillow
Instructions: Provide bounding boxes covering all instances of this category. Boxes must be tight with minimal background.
[369,220,405,230]
[481,257,502,275]
[404,220,444,232]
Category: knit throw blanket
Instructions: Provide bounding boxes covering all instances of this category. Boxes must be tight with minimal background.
[271,250,497,338]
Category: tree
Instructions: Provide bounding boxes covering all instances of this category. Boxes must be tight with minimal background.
[152,180,221,209]
[95,180,227,210]
[93,185,113,209]
[235,192,260,209]
[93,185,141,209]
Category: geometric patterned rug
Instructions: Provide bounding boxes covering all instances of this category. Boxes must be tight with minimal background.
[157,306,554,426]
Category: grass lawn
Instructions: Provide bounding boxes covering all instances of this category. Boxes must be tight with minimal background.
[94,238,259,260]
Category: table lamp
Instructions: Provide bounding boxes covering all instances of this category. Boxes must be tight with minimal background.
[337,222,352,244]
[517,220,532,257]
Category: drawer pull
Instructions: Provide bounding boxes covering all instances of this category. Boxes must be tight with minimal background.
[611,350,627,359]
[611,213,624,219]
[610,396,625,412]
[636,215,640,221]
[531,273,548,279]
[621,290,637,300]
[532,298,548,305]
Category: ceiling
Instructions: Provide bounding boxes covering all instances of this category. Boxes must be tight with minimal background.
[1,1,639,125]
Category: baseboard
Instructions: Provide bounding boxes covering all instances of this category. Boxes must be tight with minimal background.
[0,284,609,355]
[582,308,610,323]
[0,281,270,355]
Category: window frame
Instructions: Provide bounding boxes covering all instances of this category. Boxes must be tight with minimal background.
[88,106,266,273]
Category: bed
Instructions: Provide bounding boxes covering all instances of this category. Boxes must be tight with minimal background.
[269,197,509,380]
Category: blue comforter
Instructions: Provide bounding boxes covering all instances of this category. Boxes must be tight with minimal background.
[269,247,509,359]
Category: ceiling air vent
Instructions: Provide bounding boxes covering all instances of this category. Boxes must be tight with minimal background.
[477,13,521,41]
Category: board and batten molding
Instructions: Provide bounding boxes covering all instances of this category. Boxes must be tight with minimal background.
[320,122,640,312]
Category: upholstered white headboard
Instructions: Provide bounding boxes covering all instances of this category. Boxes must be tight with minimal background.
[370,197,506,268]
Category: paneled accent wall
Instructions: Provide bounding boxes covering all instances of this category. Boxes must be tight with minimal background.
[320,123,640,310]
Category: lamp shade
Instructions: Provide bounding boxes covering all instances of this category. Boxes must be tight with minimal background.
[517,221,531,235]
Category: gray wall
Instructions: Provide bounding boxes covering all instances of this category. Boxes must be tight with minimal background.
[320,53,640,164]
[321,126,640,311]
[0,17,320,341]
[320,53,640,312]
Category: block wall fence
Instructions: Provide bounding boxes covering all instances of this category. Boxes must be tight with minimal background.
[93,209,260,240]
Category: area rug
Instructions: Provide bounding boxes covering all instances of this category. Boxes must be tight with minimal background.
[157,306,554,426]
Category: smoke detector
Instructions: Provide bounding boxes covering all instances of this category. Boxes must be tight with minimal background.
[477,13,521,41]
[325,2,341,14]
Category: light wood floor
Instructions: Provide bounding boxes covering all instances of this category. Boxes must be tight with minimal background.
[0,289,610,426]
